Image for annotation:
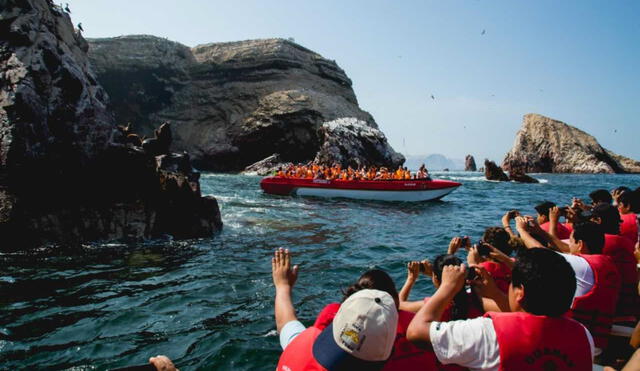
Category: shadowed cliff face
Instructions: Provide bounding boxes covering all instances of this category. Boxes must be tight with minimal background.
[502,114,640,174]
[0,0,221,249]
[88,36,404,171]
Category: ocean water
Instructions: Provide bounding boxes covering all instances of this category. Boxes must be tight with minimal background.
[1,172,639,370]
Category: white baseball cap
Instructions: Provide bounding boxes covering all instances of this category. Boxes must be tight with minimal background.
[312,289,398,370]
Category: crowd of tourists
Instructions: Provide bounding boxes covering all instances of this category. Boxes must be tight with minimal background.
[274,163,431,181]
[146,186,640,371]
[270,186,640,371]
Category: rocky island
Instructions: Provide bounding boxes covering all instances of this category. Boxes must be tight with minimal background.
[503,113,640,174]
[0,0,221,249]
[87,36,404,172]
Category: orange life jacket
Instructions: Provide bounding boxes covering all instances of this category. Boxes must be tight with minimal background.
[568,254,620,349]
[485,312,592,371]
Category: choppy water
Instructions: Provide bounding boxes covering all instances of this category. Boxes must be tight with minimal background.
[1,172,639,370]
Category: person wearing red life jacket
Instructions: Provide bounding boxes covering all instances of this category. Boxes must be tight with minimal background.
[564,221,621,350]
[535,201,572,240]
[590,203,639,319]
[407,248,594,371]
[313,269,438,371]
[617,190,638,244]
[399,253,484,322]
[271,248,400,371]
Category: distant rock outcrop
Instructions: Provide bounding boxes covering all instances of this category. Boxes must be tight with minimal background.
[465,155,477,171]
[87,36,404,171]
[484,160,509,181]
[0,0,221,249]
[507,166,539,184]
[503,114,640,174]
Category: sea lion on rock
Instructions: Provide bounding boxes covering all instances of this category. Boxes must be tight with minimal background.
[142,122,172,156]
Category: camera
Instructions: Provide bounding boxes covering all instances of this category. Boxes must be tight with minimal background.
[466,267,479,281]
[507,210,520,219]
[460,236,470,246]
[477,242,491,257]
[558,206,569,216]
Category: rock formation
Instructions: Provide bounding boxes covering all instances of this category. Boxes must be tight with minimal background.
[87,36,404,171]
[465,155,477,171]
[0,0,221,250]
[503,114,640,174]
[484,160,509,181]
[507,166,539,184]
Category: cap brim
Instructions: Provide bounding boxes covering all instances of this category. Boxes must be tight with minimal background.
[312,323,387,371]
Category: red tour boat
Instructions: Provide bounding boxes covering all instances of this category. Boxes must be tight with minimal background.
[260,177,461,202]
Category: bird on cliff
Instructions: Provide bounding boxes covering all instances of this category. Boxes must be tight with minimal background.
[77,22,83,32]
[64,3,70,13]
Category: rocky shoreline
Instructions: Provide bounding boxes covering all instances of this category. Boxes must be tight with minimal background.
[0,0,221,250]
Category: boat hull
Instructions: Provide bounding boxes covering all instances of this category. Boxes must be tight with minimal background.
[260,177,461,202]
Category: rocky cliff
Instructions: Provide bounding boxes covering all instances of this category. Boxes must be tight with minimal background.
[502,114,640,174]
[0,0,221,249]
[87,36,404,171]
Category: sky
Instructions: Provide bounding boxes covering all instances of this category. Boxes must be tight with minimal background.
[66,0,640,163]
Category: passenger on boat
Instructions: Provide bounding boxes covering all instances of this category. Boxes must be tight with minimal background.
[590,189,614,206]
[474,227,514,294]
[406,248,594,371]
[516,217,621,350]
[535,201,572,240]
[313,269,438,371]
[272,248,401,371]
[617,190,638,244]
[590,204,639,319]
[399,254,485,321]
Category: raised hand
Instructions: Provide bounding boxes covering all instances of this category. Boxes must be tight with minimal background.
[407,261,421,282]
[439,264,466,294]
[272,247,299,289]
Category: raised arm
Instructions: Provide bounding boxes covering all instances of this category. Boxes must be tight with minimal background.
[545,207,570,253]
[272,248,299,333]
[399,261,427,313]
[515,216,546,249]
[502,210,520,238]
[406,264,466,345]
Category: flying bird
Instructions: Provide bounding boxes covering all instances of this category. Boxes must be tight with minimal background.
[481,29,486,35]
[430,94,435,100]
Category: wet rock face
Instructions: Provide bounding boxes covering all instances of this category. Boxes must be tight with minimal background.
[87,36,404,171]
[465,155,477,171]
[502,113,640,174]
[484,159,509,181]
[0,0,221,249]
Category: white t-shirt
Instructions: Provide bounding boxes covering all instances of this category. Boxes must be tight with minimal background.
[430,317,595,371]
[559,253,595,298]
[279,320,306,350]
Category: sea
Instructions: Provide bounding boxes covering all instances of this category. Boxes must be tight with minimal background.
[1,172,639,370]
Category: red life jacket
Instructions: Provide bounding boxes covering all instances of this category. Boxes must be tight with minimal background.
[478,261,512,294]
[485,312,592,371]
[568,254,620,349]
[619,212,638,244]
[313,303,437,371]
[276,326,327,371]
[603,234,639,318]
[540,221,572,240]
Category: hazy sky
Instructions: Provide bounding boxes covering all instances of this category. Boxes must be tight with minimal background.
[67,0,639,163]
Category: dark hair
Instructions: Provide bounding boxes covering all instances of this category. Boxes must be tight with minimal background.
[613,186,631,194]
[511,248,576,316]
[534,201,556,218]
[433,254,482,320]
[633,189,640,213]
[342,269,399,305]
[618,190,638,212]
[572,222,605,254]
[482,227,513,256]
[589,189,613,205]
[591,203,622,235]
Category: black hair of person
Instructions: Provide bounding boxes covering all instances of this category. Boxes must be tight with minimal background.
[511,248,576,317]
[572,222,605,254]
